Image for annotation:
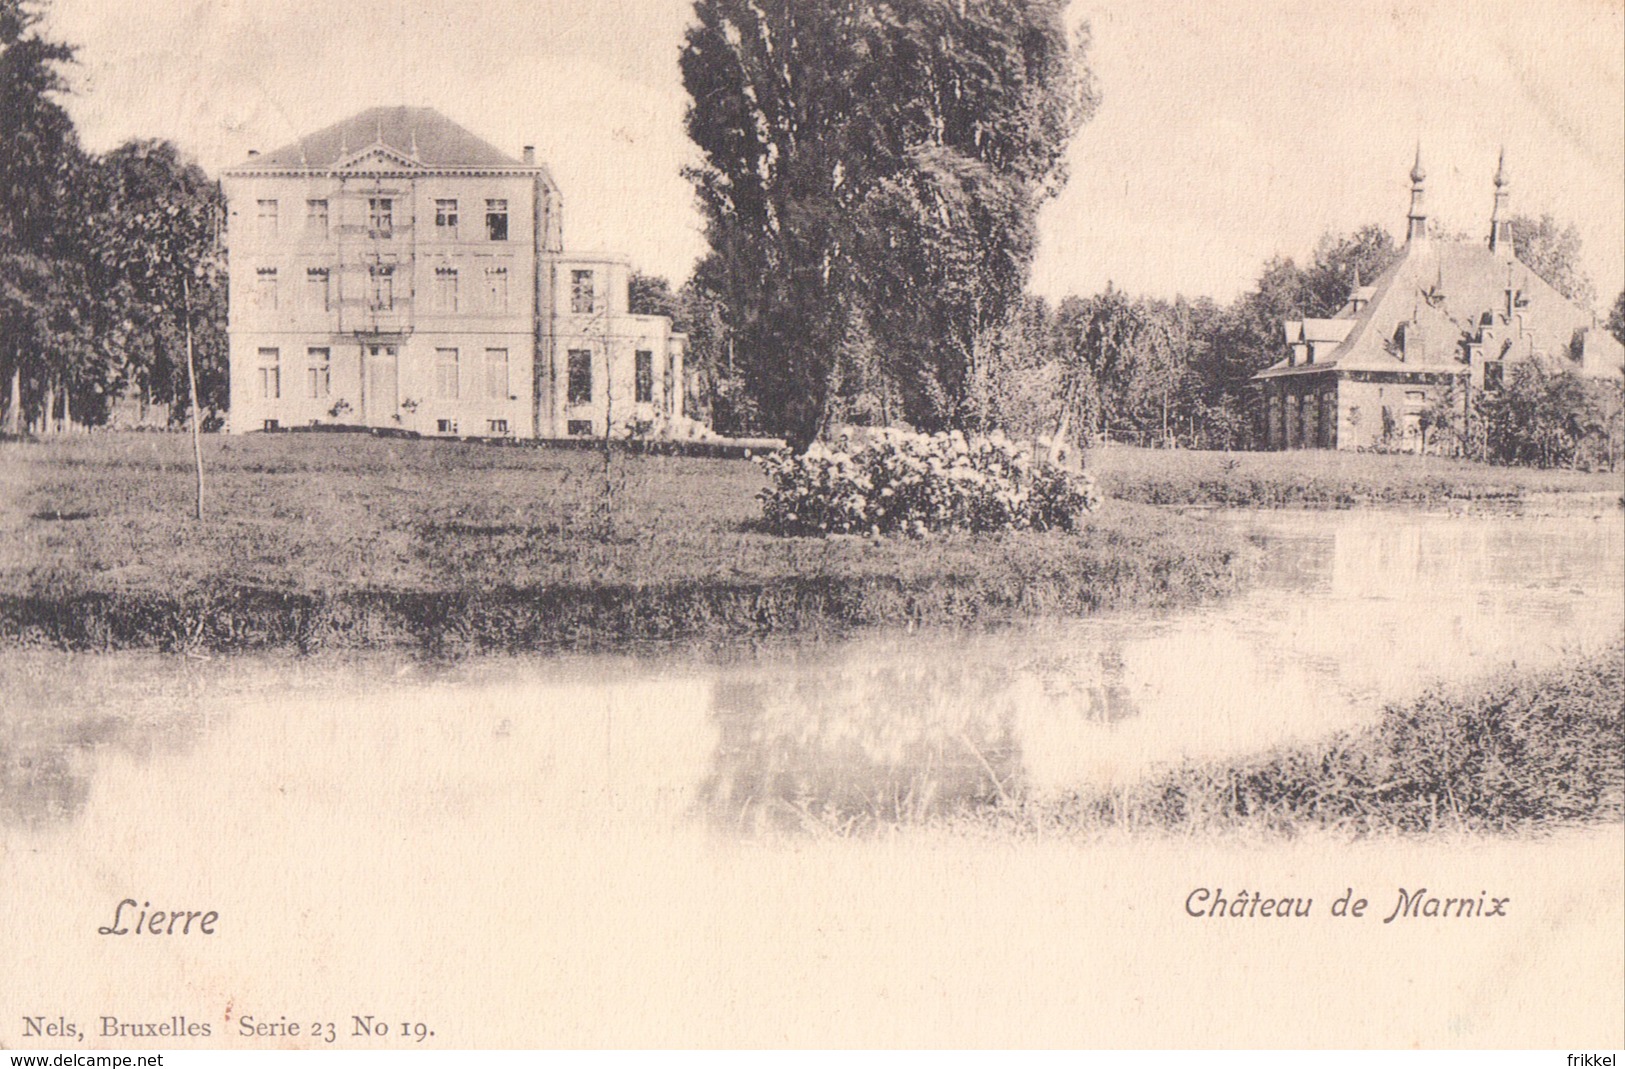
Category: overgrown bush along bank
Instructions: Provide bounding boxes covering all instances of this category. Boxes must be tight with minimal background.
[1087,446,1622,508]
[973,645,1624,838]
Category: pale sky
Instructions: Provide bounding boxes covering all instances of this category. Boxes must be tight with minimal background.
[42,0,1625,309]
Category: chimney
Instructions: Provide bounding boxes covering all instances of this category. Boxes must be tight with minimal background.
[523,145,536,164]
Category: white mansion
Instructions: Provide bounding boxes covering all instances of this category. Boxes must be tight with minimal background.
[222,106,687,439]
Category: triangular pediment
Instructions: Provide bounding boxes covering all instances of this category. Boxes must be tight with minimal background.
[336,142,422,172]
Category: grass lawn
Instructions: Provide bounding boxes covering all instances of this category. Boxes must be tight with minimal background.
[0,433,1252,654]
[1086,444,1623,506]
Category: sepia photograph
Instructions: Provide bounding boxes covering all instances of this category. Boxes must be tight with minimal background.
[1,0,1622,1054]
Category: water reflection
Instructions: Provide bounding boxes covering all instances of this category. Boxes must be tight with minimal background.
[0,656,219,828]
[0,508,1619,835]
[701,660,1025,833]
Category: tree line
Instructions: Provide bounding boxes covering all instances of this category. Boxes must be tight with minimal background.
[5,0,1622,466]
[648,210,1622,459]
[1,2,226,436]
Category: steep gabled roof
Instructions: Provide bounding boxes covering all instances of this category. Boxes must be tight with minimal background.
[230,107,528,171]
[1257,236,1624,380]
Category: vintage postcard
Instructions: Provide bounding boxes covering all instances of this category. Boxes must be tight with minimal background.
[2,0,1622,1054]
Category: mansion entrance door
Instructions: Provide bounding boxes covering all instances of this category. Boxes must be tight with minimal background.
[363,343,398,425]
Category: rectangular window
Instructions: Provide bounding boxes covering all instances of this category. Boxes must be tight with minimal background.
[567,349,592,404]
[437,418,458,435]
[434,267,459,313]
[255,267,279,309]
[257,199,278,236]
[488,418,509,435]
[257,348,280,399]
[305,199,328,237]
[485,348,509,399]
[305,267,330,312]
[570,269,595,314]
[306,347,330,399]
[485,199,508,241]
[435,198,458,234]
[436,348,460,400]
[635,350,654,404]
[567,419,593,437]
[368,197,393,237]
[485,267,509,312]
[368,265,394,311]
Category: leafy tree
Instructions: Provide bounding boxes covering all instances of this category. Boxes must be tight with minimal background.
[680,0,1096,449]
[1606,290,1625,347]
[1509,212,1596,309]
[628,269,679,319]
[0,0,86,434]
[963,294,1063,439]
[1053,285,1137,445]
[1304,224,1400,316]
[1477,359,1622,469]
[88,139,224,516]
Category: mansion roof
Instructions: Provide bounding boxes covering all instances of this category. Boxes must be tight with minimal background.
[224,107,550,177]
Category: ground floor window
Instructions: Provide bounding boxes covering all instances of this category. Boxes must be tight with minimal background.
[437,418,458,435]
[257,348,280,399]
[306,347,330,399]
[567,419,593,437]
[436,348,460,400]
[486,348,509,399]
[488,419,509,435]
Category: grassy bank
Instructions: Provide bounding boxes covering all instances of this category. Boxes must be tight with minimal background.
[973,645,1624,838]
[1087,445,1622,507]
[0,433,1252,655]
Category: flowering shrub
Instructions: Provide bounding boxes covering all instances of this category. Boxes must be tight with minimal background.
[756,429,1102,536]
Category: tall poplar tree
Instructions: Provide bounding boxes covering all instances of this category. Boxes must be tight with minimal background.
[681,0,1096,448]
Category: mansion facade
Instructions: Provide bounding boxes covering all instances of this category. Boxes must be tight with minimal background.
[1255,151,1623,451]
[222,107,687,439]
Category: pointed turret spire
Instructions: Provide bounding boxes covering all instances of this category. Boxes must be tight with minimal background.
[1489,146,1512,257]
[1406,143,1429,243]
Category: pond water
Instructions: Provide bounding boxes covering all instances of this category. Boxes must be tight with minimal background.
[4,504,1620,838]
